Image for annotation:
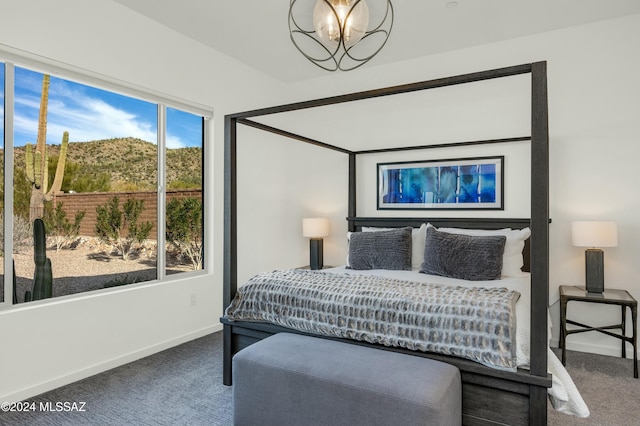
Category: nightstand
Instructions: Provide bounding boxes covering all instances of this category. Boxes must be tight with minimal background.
[559,285,638,378]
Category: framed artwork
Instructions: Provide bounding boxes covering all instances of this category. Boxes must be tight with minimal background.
[377,156,504,210]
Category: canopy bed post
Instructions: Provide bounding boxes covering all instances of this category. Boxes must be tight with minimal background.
[529,61,550,425]
[348,153,357,232]
[223,114,237,385]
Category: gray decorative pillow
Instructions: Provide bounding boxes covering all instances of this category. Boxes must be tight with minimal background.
[348,227,412,270]
[421,227,506,280]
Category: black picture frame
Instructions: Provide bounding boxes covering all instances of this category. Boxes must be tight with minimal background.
[377,156,504,210]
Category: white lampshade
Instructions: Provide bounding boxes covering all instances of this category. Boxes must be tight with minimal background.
[571,221,618,248]
[303,218,330,238]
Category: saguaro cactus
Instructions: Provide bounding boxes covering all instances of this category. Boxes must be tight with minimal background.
[12,260,18,304]
[24,74,69,221]
[24,219,53,302]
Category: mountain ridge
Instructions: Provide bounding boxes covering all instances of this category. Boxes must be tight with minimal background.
[12,137,202,191]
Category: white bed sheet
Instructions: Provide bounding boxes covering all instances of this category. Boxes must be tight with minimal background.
[324,266,589,418]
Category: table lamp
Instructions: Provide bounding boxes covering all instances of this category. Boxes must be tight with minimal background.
[571,221,618,293]
[303,218,330,270]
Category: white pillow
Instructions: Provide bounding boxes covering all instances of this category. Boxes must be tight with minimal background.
[427,223,530,277]
[347,223,427,270]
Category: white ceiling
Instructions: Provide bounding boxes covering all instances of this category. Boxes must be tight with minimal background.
[112,0,640,83]
[111,1,640,151]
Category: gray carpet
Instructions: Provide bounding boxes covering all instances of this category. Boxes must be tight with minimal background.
[0,332,233,426]
[0,332,637,425]
[547,348,640,426]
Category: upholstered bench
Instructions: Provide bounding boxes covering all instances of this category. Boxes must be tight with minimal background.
[232,333,461,426]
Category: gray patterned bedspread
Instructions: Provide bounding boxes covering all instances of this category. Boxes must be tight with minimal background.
[225,269,521,370]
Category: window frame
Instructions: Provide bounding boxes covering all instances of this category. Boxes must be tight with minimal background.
[0,50,211,309]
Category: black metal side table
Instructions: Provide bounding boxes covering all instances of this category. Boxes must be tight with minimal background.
[559,285,638,378]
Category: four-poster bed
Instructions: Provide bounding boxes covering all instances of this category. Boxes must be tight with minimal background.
[223,62,553,425]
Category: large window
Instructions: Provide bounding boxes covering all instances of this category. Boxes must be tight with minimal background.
[0,61,206,306]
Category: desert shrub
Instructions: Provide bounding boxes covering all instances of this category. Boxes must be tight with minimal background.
[0,213,34,254]
[95,197,153,261]
[12,168,32,219]
[43,202,86,252]
[166,197,203,270]
[167,180,200,189]
[49,157,111,193]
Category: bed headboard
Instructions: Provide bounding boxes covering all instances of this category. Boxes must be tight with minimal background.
[347,217,531,273]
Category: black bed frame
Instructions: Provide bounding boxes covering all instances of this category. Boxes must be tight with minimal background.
[223,62,550,425]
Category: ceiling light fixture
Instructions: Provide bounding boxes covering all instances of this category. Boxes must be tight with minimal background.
[289,0,394,72]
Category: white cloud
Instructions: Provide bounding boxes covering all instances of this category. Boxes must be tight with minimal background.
[12,73,200,149]
[166,133,187,149]
[14,78,158,146]
[47,98,156,143]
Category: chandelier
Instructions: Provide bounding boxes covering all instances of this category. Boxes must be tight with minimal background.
[289,0,394,72]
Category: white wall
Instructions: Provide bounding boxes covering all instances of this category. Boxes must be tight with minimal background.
[277,14,640,358]
[0,0,288,402]
[235,125,349,283]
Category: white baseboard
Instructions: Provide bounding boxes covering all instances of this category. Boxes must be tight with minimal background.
[2,324,222,403]
[549,336,639,359]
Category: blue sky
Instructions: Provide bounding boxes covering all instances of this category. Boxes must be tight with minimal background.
[1,66,202,149]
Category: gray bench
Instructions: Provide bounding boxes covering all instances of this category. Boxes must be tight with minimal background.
[233,333,461,426]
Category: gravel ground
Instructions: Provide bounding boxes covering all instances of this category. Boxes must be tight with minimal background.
[7,238,192,303]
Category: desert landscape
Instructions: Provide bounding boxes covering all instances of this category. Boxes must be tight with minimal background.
[10,237,193,303]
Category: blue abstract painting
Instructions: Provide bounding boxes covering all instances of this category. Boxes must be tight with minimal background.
[377,157,503,210]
